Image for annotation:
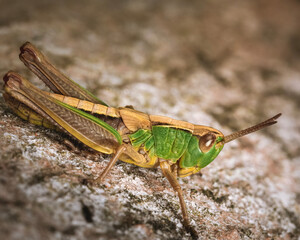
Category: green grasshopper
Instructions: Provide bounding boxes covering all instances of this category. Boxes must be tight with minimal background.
[3,42,281,229]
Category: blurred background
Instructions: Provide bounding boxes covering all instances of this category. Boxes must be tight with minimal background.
[0,0,299,239]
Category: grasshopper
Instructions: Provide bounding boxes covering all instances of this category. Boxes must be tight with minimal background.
[3,42,281,229]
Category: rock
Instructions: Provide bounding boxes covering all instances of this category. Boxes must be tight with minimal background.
[0,0,299,239]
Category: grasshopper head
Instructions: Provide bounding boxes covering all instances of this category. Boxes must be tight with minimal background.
[182,113,281,170]
[190,127,225,169]
[202,113,281,167]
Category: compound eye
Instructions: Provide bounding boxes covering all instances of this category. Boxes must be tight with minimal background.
[199,133,216,153]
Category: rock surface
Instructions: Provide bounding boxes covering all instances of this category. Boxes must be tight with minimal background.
[0,0,299,239]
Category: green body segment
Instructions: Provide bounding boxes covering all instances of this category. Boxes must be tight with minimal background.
[152,126,192,162]
[129,129,155,157]
[129,126,223,168]
[129,129,152,147]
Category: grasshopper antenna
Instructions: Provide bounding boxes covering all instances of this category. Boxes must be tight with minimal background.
[224,113,281,144]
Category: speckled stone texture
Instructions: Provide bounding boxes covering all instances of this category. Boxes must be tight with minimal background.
[0,0,299,239]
